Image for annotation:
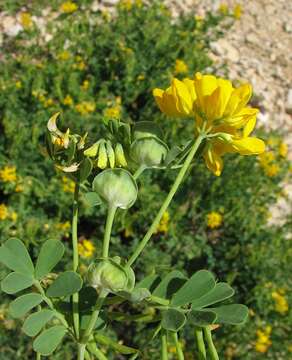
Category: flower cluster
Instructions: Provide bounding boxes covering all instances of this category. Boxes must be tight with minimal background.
[62,176,75,193]
[0,203,18,222]
[207,211,223,229]
[272,289,289,314]
[75,101,96,115]
[60,1,78,14]
[154,211,170,234]
[78,239,95,258]
[153,73,265,176]
[255,326,272,353]
[0,165,17,183]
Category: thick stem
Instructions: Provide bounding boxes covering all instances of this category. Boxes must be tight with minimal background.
[78,343,86,360]
[172,332,184,360]
[161,332,168,360]
[102,206,117,258]
[126,134,204,267]
[195,328,206,360]
[72,183,80,339]
[204,327,219,360]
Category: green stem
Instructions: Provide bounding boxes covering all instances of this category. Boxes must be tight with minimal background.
[133,164,146,179]
[204,327,219,360]
[102,206,117,258]
[127,134,204,267]
[161,332,168,360]
[81,289,108,343]
[36,352,41,360]
[87,344,108,360]
[195,328,206,360]
[172,332,184,360]
[72,183,80,339]
[34,281,69,329]
[78,343,86,360]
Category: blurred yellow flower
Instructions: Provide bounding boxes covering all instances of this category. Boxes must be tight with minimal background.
[20,12,33,29]
[272,291,289,314]
[154,211,170,234]
[73,60,86,71]
[104,106,121,119]
[81,80,90,91]
[207,211,223,229]
[15,184,24,192]
[258,151,275,166]
[0,204,8,220]
[15,81,22,89]
[0,165,17,183]
[153,73,265,176]
[278,142,288,158]
[60,1,78,13]
[219,3,228,15]
[58,51,71,61]
[75,101,96,115]
[78,239,95,258]
[255,326,272,353]
[10,211,18,222]
[137,74,145,81]
[174,59,188,74]
[119,0,133,10]
[264,163,280,177]
[233,4,242,19]
[63,95,73,106]
[44,98,54,108]
[62,176,75,193]
[56,221,71,238]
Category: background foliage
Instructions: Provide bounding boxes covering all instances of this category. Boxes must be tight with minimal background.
[0,1,291,359]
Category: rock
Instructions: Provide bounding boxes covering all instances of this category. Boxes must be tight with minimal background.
[1,16,22,37]
[210,39,240,63]
[103,0,119,5]
[285,89,292,115]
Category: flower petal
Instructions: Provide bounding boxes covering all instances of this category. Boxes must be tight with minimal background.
[231,137,266,155]
[204,146,224,176]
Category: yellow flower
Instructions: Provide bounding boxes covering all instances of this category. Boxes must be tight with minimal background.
[119,0,133,11]
[56,221,71,237]
[62,176,75,193]
[258,151,275,166]
[20,12,33,29]
[0,204,8,220]
[15,184,24,192]
[233,4,242,19]
[255,327,272,353]
[137,74,145,81]
[58,51,71,61]
[264,163,280,177]
[63,95,73,106]
[44,98,54,108]
[155,211,170,234]
[207,211,223,229]
[10,211,18,222]
[104,106,121,119]
[75,101,96,115]
[153,73,265,176]
[219,3,228,15]
[0,166,17,183]
[78,239,95,258]
[271,291,289,314]
[175,59,189,74]
[73,60,86,71]
[60,1,78,13]
[278,142,288,158]
[15,81,22,89]
[81,80,90,91]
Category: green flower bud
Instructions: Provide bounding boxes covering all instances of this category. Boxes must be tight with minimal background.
[97,141,108,169]
[106,141,115,168]
[216,132,233,143]
[87,258,128,293]
[130,136,168,168]
[92,168,137,209]
[84,141,100,158]
[115,143,128,167]
[133,121,163,141]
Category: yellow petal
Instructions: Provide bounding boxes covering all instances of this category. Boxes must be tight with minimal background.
[153,87,179,116]
[194,72,218,112]
[243,116,257,137]
[224,83,252,116]
[231,137,266,155]
[171,78,193,115]
[182,78,197,103]
[225,107,258,128]
[204,146,223,176]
